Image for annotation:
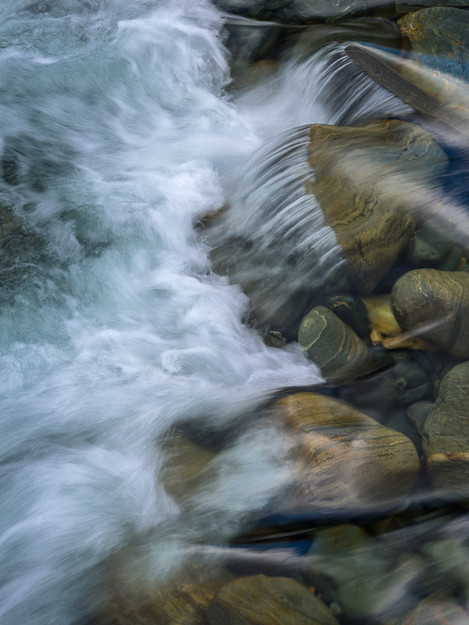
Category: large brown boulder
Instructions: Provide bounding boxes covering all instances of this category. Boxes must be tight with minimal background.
[391,268,469,359]
[421,362,469,498]
[269,393,420,514]
[206,574,338,625]
[306,120,447,296]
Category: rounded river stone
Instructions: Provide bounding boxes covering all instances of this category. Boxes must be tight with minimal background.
[391,268,469,359]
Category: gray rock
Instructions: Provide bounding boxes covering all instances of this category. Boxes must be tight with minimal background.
[407,400,434,433]
[422,361,469,498]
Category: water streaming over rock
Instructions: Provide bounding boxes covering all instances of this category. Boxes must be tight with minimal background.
[0,2,467,625]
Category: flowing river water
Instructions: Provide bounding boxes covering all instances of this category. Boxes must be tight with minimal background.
[1,2,468,624]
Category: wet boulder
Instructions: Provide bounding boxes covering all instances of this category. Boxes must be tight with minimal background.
[208,120,446,337]
[298,305,373,382]
[391,268,469,359]
[206,574,338,625]
[160,433,217,507]
[421,362,469,498]
[269,393,420,514]
[306,120,447,296]
[325,294,369,338]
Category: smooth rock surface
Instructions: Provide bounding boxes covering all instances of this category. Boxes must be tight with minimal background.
[270,393,420,514]
[307,121,447,295]
[399,8,469,81]
[422,362,469,498]
[298,305,373,381]
[206,574,338,625]
[391,268,469,359]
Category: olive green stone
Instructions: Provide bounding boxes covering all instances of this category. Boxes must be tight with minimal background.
[298,305,372,382]
[391,268,469,359]
[325,294,369,338]
[402,595,469,625]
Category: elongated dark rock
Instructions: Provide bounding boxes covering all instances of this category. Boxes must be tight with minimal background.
[391,268,469,359]
[345,43,469,139]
